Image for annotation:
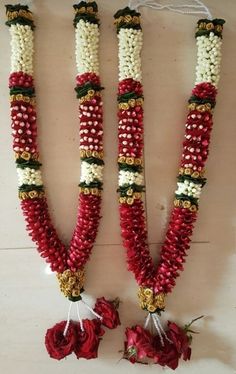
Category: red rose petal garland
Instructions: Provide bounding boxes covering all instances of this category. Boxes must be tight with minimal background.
[5,2,120,360]
[114,6,225,369]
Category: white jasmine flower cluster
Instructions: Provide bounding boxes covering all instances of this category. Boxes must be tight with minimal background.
[118,28,143,82]
[119,170,144,186]
[75,20,99,75]
[80,161,103,185]
[196,32,222,87]
[10,24,34,75]
[176,180,202,199]
[17,167,43,186]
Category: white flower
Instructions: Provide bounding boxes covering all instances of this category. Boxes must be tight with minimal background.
[195,33,222,87]
[17,167,43,186]
[80,161,103,185]
[175,180,202,199]
[10,24,34,75]
[75,20,100,75]
[119,170,144,186]
[118,28,143,82]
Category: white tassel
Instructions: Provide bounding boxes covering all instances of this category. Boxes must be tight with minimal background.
[144,312,173,346]
[76,302,84,332]
[81,299,103,320]
[151,314,165,346]
[152,313,173,343]
[128,0,213,19]
[144,312,151,329]
[63,301,73,337]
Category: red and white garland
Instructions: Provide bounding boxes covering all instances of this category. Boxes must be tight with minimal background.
[115,6,225,369]
[6,2,120,361]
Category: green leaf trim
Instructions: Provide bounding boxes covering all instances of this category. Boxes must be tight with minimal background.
[81,157,104,166]
[5,18,35,29]
[195,29,223,38]
[177,175,207,186]
[18,185,44,192]
[188,96,215,107]
[118,184,145,196]
[197,18,225,26]
[118,163,143,173]
[114,7,140,19]
[10,87,35,96]
[79,181,103,189]
[73,2,98,13]
[75,82,104,98]
[116,23,142,33]
[16,160,42,170]
[175,194,199,205]
[73,14,99,27]
[118,92,143,103]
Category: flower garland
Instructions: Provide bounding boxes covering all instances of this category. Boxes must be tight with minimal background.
[114,6,225,369]
[6,2,120,361]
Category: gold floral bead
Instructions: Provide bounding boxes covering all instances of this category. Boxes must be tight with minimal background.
[174,199,180,207]
[133,16,140,24]
[190,205,198,212]
[144,288,153,298]
[206,22,214,30]
[88,89,95,96]
[127,188,133,196]
[215,25,223,32]
[28,190,38,199]
[183,200,191,209]
[129,99,136,107]
[21,151,31,161]
[80,150,86,158]
[127,197,134,205]
[185,168,192,175]
[119,197,126,204]
[124,15,132,22]
[192,171,200,178]
[135,158,143,166]
[126,157,134,165]
[147,305,156,313]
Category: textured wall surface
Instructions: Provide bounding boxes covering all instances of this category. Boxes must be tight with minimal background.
[0,1,235,373]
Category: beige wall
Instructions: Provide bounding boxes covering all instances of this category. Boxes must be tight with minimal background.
[0,0,235,373]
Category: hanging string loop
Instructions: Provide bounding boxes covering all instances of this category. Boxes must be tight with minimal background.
[128,0,213,19]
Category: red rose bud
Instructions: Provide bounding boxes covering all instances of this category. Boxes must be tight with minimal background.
[94,297,121,329]
[124,325,156,363]
[167,321,192,361]
[45,321,76,360]
[74,319,105,360]
[154,338,180,370]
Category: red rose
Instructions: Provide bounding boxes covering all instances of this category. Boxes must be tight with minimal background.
[94,297,121,329]
[74,319,105,359]
[167,322,191,361]
[45,321,76,360]
[154,339,180,370]
[124,325,156,363]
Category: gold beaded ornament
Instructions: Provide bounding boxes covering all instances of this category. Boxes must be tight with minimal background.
[138,287,166,313]
[57,269,85,299]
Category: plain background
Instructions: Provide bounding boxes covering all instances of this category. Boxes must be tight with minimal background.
[0,0,236,373]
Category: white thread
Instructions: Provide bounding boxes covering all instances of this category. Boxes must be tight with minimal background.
[151,314,165,346]
[128,0,212,19]
[63,301,73,337]
[81,300,103,320]
[76,302,84,332]
[144,312,151,329]
[152,314,173,343]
